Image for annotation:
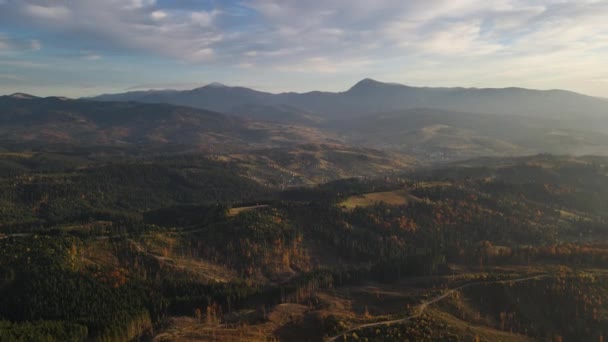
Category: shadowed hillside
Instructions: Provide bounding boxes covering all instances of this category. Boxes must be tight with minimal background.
[0,95,337,152]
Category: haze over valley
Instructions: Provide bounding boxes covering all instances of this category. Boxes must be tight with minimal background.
[3,78,608,170]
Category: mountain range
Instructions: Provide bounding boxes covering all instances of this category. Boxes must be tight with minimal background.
[2,79,608,167]
[92,79,608,132]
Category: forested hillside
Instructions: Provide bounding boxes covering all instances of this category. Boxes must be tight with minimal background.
[2,152,608,341]
[0,96,337,153]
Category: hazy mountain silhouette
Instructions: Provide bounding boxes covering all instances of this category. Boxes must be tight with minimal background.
[91,79,608,132]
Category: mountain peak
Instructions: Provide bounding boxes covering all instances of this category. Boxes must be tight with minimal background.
[8,93,39,100]
[205,82,227,88]
[347,78,407,92]
[192,82,229,91]
[354,78,382,86]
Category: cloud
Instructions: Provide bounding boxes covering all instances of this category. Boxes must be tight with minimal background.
[408,21,503,56]
[0,59,48,69]
[81,51,102,60]
[23,4,70,20]
[235,62,254,69]
[191,11,217,27]
[0,73,24,81]
[150,10,167,20]
[276,56,373,74]
[233,0,509,71]
[0,1,223,62]
[1,0,608,96]
[7,0,606,67]
[125,0,156,10]
[189,48,215,62]
[0,33,42,54]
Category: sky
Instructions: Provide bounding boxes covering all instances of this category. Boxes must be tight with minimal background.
[0,0,607,98]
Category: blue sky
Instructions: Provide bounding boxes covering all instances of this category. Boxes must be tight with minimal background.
[0,0,607,97]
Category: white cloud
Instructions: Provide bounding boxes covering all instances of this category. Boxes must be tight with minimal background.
[249,1,606,87]
[23,4,70,20]
[82,52,102,61]
[150,10,167,20]
[414,21,503,55]
[276,56,373,73]
[189,48,215,62]
[2,1,225,63]
[191,11,216,27]
[1,0,608,96]
[125,0,156,10]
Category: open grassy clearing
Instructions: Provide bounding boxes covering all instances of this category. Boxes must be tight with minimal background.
[416,181,453,188]
[559,209,592,221]
[228,205,269,217]
[0,152,35,158]
[339,189,422,209]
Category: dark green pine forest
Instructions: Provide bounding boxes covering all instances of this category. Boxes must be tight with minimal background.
[2,149,608,341]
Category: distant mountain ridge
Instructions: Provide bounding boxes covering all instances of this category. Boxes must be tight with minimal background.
[92,83,275,114]
[90,79,608,132]
[5,79,608,164]
[8,93,40,100]
[0,95,327,151]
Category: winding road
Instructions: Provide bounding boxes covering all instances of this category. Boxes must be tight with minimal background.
[326,273,551,342]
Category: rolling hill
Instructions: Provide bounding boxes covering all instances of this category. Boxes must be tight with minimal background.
[0,95,423,184]
[0,95,337,152]
[223,143,416,186]
[328,108,608,161]
[6,89,608,165]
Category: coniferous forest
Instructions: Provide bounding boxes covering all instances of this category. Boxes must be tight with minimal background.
[1,149,608,341]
